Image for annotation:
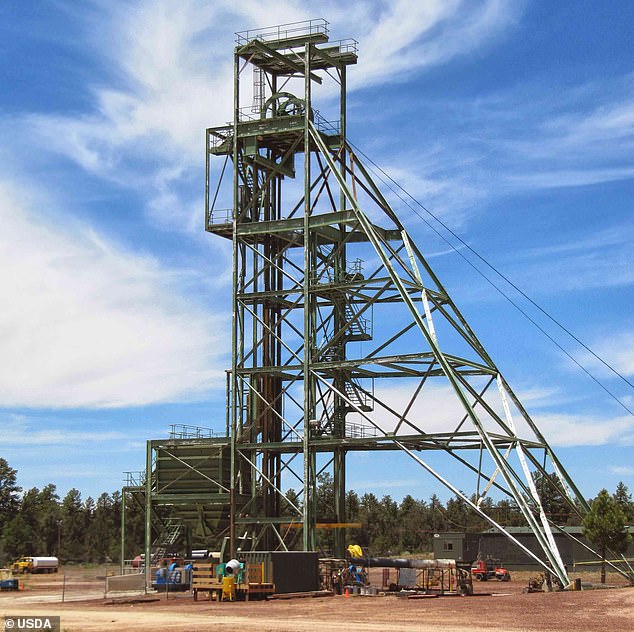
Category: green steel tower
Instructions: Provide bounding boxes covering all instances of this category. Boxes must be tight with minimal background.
[204,19,619,587]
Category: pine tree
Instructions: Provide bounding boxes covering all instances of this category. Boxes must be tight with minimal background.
[398,495,429,552]
[613,482,634,522]
[37,485,61,556]
[583,489,631,583]
[60,489,86,562]
[0,458,21,536]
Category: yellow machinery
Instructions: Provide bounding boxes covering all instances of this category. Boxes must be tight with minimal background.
[221,575,235,601]
[192,560,274,601]
[0,568,19,592]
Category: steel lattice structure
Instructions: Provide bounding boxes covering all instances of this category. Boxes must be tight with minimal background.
[203,19,629,588]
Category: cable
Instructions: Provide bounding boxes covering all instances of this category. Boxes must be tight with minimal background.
[348,140,634,417]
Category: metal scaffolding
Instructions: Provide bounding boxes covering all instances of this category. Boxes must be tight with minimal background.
[202,19,627,588]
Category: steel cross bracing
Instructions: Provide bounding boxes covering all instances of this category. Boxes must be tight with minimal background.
[203,19,625,587]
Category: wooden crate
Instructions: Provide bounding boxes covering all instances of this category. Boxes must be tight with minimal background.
[192,562,275,601]
[192,563,222,601]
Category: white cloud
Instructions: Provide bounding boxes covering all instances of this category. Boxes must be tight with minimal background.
[347,381,513,439]
[0,180,228,408]
[340,0,521,89]
[544,97,634,149]
[535,412,634,447]
[347,379,634,448]
[507,224,634,292]
[367,157,489,229]
[505,166,634,190]
[609,465,634,476]
[360,77,634,233]
[581,331,634,378]
[371,383,467,435]
[514,386,561,407]
[494,87,634,190]
[1,414,125,446]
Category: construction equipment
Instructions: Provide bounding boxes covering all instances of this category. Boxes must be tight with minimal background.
[471,557,511,581]
[192,559,274,601]
[152,565,190,592]
[0,568,19,591]
[221,575,236,601]
[338,555,473,595]
[11,556,59,574]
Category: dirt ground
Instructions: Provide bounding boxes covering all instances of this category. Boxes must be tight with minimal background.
[1,567,632,632]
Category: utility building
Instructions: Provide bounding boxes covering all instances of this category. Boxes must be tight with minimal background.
[434,528,634,570]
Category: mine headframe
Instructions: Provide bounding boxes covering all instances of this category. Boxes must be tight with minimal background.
[202,19,618,588]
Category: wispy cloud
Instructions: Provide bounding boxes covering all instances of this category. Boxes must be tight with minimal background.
[504,222,634,292]
[535,412,634,448]
[580,331,634,378]
[339,0,523,89]
[359,73,634,233]
[1,414,126,446]
[609,465,634,476]
[475,77,634,191]
[541,95,634,152]
[0,180,228,408]
[12,1,521,234]
[350,380,634,448]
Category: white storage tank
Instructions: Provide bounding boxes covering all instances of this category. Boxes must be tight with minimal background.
[31,557,59,573]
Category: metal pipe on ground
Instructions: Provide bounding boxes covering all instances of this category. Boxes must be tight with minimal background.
[349,557,457,569]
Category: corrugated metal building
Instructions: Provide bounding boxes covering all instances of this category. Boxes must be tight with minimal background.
[433,527,634,569]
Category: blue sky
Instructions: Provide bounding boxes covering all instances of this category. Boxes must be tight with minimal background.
[1,1,633,504]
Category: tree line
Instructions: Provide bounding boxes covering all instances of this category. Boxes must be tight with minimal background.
[0,458,144,565]
[299,472,634,555]
[1,457,632,564]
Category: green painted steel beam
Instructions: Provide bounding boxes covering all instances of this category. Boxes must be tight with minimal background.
[234,516,294,525]
[150,493,233,504]
[234,434,541,453]
[237,33,329,55]
[241,40,323,84]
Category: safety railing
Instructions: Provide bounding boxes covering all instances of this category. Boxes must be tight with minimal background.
[207,208,232,227]
[168,424,216,439]
[236,18,329,45]
[330,38,359,55]
[345,421,378,439]
[207,126,233,150]
[123,471,145,487]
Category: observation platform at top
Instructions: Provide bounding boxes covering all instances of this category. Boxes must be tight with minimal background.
[205,19,357,160]
[234,18,358,76]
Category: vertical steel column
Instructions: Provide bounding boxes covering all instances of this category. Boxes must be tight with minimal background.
[333,63,347,558]
[120,487,125,574]
[205,129,210,224]
[302,42,315,551]
[229,47,241,559]
[144,442,152,591]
